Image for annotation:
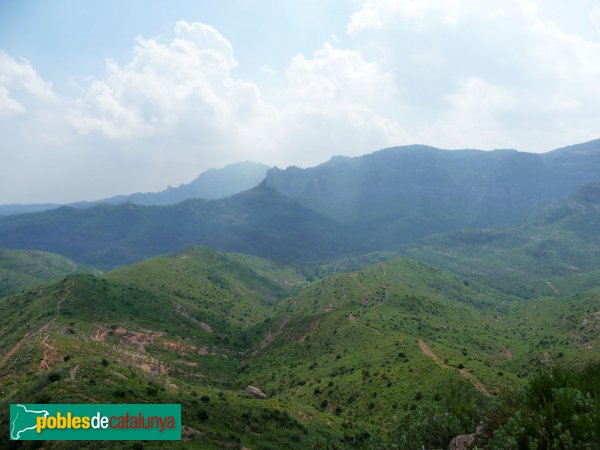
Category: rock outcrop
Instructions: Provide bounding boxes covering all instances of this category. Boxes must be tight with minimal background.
[244,385,267,399]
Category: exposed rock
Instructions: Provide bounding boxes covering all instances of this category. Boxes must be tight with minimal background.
[449,420,492,449]
[448,433,476,450]
[244,385,267,400]
[181,425,201,441]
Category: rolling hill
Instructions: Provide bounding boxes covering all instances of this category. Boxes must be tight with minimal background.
[0,247,329,449]
[0,249,97,298]
[2,247,598,448]
[0,184,360,269]
[403,182,600,298]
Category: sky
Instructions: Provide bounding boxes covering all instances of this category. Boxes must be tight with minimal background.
[1,0,600,204]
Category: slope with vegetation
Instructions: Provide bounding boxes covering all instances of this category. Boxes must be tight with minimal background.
[0,184,360,269]
[0,249,97,298]
[404,182,600,298]
[2,245,599,448]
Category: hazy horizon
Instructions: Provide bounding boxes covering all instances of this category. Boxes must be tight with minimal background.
[2,0,600,203]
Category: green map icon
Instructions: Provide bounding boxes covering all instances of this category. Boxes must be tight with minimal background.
[10,404,49,440]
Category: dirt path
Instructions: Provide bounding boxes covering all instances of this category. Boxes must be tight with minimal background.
[0,322,51,371]
[0,332,33,370]
[418,340,449,367]
[545,280,561,296]
[459,368,491,396]
[38,335,55,371]
[56,281,74,316]
[1,281,73,371]
[418,340,491,397]
[350,274,372,305]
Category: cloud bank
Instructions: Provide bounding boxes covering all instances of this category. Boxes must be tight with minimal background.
[1,1,600,202]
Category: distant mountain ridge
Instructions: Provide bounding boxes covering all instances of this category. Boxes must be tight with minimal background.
[0,161,270,216]
[1,139,599,269]
[0,184,359,269]
[265,139,600,247]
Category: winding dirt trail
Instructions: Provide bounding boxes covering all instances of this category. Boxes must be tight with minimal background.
[418,340,491,397]
[418,340,449,367]
[0,280,74,371]
[459,368,491,396]
[0,331,34,371]
[0,322,51,371]
[38,335,55,371]
[56,281,74,315]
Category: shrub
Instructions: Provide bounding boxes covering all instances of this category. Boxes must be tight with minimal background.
[48,373,61,382]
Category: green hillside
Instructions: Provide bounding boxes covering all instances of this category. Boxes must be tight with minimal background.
[106,247,303,332]
[0,248,326,448]
[0,249,97,298]
[403,182,600,298]
[2,246,599,448]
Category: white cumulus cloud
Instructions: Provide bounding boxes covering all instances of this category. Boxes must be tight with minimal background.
[1,4,600,203]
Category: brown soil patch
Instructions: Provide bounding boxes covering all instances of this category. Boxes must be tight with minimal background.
[347,313,382,335]
[298,318,321,343]
[182,425,201,441]
[162,340,207,356]
[92,326,110,342]
[126,330,163,352]
[459,368,492,396]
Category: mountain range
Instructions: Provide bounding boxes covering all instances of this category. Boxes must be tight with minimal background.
[0,161,270,216]
[1,139,599,270]
[265,139,600,247]
[2,138,600,448]
[0,185,357,269]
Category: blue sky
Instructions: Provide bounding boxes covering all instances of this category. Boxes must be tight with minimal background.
[1,0,600,203]
[0,1,356,90]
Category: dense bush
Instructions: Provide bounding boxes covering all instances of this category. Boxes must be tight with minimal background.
[487,361,600,449]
